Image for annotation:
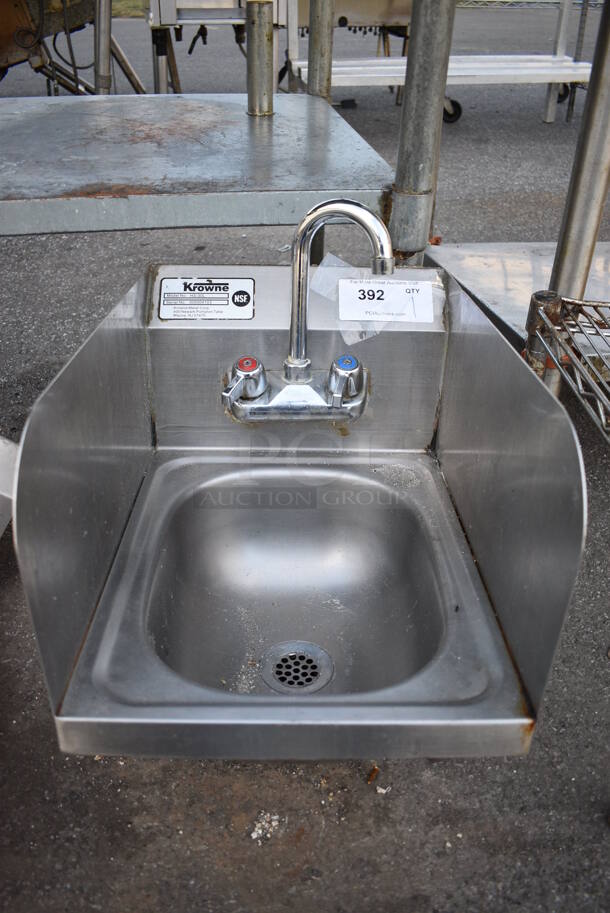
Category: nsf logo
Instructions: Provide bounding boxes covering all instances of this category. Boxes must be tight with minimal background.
[232,290,251,307]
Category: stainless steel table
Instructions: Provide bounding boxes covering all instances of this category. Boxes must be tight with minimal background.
[0,93,393,236]
[429,241,610,337]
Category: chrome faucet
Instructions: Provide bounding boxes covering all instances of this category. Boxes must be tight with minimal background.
[222,199,395,422]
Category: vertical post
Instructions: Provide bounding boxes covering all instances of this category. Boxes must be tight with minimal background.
[544,0,571,124]
[307,0,335,101]
[550,0,610,298]
[166,31,182,93]
[272,25,280,92]
[247,1,274,116]
[389,0,456,264]
[94,0,112,95]
[307,0,335,263]
[286,0,300,91]
[567,0,590,122]
[152,28,169,94]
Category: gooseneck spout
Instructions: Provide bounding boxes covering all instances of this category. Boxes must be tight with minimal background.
[284,200,395,382]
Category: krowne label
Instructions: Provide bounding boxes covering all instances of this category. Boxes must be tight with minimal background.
[159,277,255,320]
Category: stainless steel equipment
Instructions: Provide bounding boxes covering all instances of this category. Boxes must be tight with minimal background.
[223,200,393,420]
[13,209,585,758]
[0,94,393,236]
[390,0,456,261]
[246,0,274,115]
[288,0,591,125]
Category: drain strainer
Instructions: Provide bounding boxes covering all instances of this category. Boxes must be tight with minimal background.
[261,641,334,695]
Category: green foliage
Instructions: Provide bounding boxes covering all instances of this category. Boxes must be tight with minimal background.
[112,0,147,18]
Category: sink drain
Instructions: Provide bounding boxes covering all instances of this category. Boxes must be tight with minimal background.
[261,641,334,695]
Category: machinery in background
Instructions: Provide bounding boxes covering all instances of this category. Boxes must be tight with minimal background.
[0,0,144,95]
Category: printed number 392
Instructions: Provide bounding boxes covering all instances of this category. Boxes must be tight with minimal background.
[357,289,384,300]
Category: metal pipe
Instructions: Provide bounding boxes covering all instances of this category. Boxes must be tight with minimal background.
[94,0,112,95]
[286,0,300,91]
[285,200,394,382]
[166,31,182,93]
[567,0,589,122]
[151,28,169,94]
[306,2,336,264]
[307,0,335,100]
[246,0,274,116]
[110,35,145,94]
[550,0,610,298]
[389,0,457,263]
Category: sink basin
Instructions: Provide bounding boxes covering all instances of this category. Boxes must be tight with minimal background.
[14,264,585,759]
[147,465,445,695]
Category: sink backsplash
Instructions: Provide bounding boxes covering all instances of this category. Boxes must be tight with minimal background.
[146,264,448,451]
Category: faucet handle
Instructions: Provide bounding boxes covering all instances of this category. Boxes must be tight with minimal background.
[222,356,267,409]
[328,355,364,408]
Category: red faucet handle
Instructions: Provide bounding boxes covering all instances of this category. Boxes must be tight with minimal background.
[236,356,259,374]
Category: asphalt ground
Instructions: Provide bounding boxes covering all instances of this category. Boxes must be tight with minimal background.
[0,7,608,913]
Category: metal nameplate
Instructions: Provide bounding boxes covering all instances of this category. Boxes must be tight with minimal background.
[159,276,254,320]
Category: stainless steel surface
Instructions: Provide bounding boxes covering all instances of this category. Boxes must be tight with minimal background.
[550,0,610,299]
[150,0,248,27]
[529,292,610,440]
[59,451,532,758]
[222,361,369,421]
[428,242,610,337]
[94,0,112,94]
[14,257,585,758]
[389,0,457,262]
[112,461,449,695]
[0,437,17,536]
[246,1,274,116]
[307,0,334,100]
[437,282,586,712]
[223,201,393,423]
[287,200,394,379]
[148,264,446,450]
[0,94,393,236]
[295,0,412,29]
[13,282,152,708]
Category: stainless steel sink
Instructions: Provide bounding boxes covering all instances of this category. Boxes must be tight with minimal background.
[13,259,585,759]
[146,463,446,695]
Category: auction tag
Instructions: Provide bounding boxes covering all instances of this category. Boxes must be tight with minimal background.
[159,277,254,320]
[338,278,434,323]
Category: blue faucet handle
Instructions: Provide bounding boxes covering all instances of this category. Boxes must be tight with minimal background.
[336,354,359,371]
